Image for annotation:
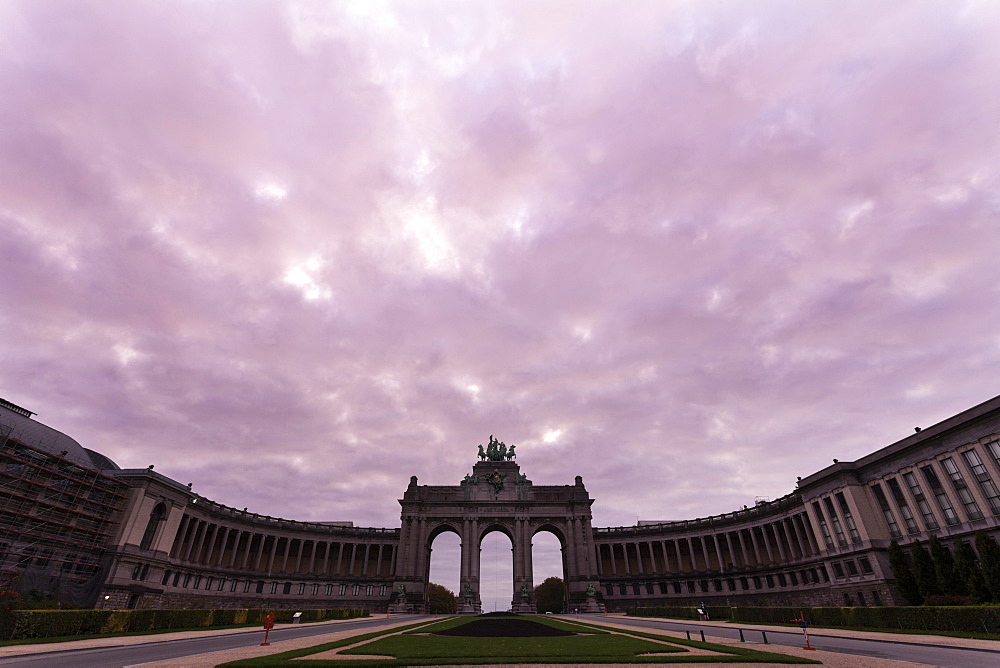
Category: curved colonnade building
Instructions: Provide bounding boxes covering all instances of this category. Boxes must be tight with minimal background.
[2,394,1000,612]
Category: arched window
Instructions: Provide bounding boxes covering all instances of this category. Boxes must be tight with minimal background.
[140,502,167,550]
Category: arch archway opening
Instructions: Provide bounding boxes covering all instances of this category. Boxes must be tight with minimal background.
[531,529,565,613]
[480,529,513,613]
[427,527,461,612]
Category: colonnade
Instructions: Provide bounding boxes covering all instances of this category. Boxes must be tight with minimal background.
[595,510,819,577]
[168,514,398,578]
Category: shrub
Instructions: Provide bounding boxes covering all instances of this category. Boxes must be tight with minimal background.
[0,590,24,641]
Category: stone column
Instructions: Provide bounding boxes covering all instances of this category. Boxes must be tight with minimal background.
[183,520,203,562]
[770,524,788,562]
[295,539,306,574]
[747,527,762,565]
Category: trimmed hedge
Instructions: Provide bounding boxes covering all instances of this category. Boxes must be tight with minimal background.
[1,607,368,641]
[627,606,732,621]
[628,605,1000,634]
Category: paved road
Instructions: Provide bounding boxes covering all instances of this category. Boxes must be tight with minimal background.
[0,616,430,668]
[602,615,1000,667]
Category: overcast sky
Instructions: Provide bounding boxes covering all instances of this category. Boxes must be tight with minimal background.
[3,0,1000,607]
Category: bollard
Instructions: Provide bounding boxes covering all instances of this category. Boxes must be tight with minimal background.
[738,628,745,642]
[685,630,691,640]
[761,630,769,644]
[699,630,705,642]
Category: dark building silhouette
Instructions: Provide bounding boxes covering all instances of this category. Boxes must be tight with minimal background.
[2,394,1000,611]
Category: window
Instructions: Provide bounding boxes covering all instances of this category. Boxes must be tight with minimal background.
[832,562,845,578]
[740,577,749,590]
[713,579,723,592]
[727,578,736,591]
[645,583,654,594]
[633,583,641,595]
[380,584,387,596]
[885,478,919,533]
[823,497,848,546]
[812,501,836,548]
[606,584,614,596]
[672,582,682,594]
[961,450,1000,515]
[161,570,172,585]
[618,584,627,595]
[325,584,333,596]
[698,580,708,593]
[845,560,859,576]
[255,581,264,594]
[776,573,786,587]
[686,581,696,593]
[183,574,191,588]
[903,471,938,529]
[986,439,1000,470]
[339,584,347,596]
[298,583,306,595]
[659,582,668,594]
[856,591,866,606]
[244,580,253,593]
[858,557,873,574]
[311,584,319,596]
[270,582,278,594]
[844,593,853,606]
[139,503,167,550]
[217,578,226,592]
[192,576,201,589]
[366,585,374,596]
[232,579,240,592]
[789,571,798,585]
[205,577,213,590]
[870,484,901,536]
[131,564,143,580]
[835,493,862,543]
[921,465,960,525]
[753,576,762,589]
[941,457,984,520]
[352,584,360,596]
[283,583,291,595]
[765,575,774,588]
[872,590,882,605]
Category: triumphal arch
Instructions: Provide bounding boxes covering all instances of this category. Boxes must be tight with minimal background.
[391,438,600,613]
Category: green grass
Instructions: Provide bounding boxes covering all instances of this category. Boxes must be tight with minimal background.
[220,615,820,666]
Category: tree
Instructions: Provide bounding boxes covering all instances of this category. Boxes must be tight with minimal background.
[427,582,457,614]
[910,542,939,598]
[533,576,565,614]
[887,540,922,605]
[975,531,1000,602]
[929,535,963,595]
[954,540,989,603]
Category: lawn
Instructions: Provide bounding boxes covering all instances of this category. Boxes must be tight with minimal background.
[220,615,820,666]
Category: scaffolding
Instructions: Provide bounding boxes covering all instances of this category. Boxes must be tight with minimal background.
[0,435,127,604]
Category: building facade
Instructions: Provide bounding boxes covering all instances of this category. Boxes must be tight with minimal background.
[2,394,1000,611]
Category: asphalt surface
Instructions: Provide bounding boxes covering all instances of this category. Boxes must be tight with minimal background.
[0,615,430,668]
[603,615,1000,668]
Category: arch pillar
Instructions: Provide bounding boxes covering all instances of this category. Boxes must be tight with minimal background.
[511,519,535,613]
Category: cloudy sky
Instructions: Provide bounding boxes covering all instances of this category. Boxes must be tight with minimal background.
[3,0,1000,606]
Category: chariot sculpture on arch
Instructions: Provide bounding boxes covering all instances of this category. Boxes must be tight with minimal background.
[479,435,517,461]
